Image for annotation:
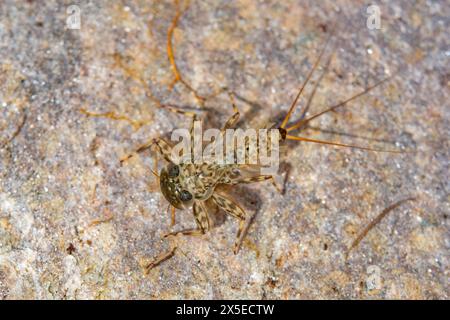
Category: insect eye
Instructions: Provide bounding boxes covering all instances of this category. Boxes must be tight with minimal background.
[179,190,192,202]
[168,164,180,177]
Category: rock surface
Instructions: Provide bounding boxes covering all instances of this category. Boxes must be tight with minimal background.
[0,0,448,299]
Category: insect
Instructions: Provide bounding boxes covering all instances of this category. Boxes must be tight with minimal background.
[141,71,399,270]
[82,0,405,272]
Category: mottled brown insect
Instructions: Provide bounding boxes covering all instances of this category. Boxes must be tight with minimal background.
[142,67,397,270]
[82,0,404,272]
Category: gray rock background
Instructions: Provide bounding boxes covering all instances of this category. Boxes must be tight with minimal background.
[0,0,448,299]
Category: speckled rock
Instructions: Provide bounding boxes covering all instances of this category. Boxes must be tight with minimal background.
[0,0,448,299]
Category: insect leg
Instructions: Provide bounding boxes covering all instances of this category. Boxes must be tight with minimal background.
[228,174,277,191]
[164,228,205,237]
[120,137,174,164]
[188,112,198,162]
[80,108,150,131]
[193,200,211,232]
[153,201,210,270]
[151,137,174,163]
[170,205,176,226]
[165,204,177,227]
[211,193,247,254]
[167,0,206,105]
[145,241,177,273]
[163,200,211,237]
[80,52,165,130]
[221,91,240,132]
[228,175,271,184]
[112,52,168,110]
[228,174,282,193]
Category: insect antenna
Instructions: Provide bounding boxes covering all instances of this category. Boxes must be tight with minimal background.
[279,27,335,130]
[283,73,406,153]
[272,5,412,154]
[284,135,403,153]
[304,125,398,145]
[276,21,405,153]
[286,74,394,132]
[298,47,335,122]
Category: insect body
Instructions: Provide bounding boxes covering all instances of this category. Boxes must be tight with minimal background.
[148,67,398,270]
[153,117,275,255]
[82,0,405,272]
[115,48,399,271]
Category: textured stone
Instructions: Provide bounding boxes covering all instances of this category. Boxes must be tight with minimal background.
[0,0,448,299]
